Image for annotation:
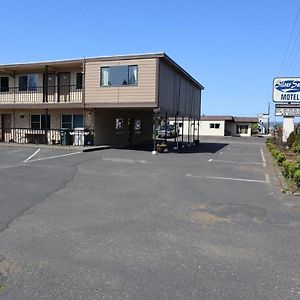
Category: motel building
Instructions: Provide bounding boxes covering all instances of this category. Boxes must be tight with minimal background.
[0,53,204,147]
[170,115,258,138]
[199,116,258,137]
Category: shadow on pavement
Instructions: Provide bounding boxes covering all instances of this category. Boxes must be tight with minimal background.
[120,141,228,154]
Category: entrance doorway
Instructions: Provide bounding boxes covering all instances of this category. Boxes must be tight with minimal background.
[58,73,70,102]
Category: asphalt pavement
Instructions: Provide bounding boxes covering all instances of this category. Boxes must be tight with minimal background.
[0,137,299,299]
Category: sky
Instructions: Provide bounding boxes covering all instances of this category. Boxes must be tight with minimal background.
[1,0,300,118]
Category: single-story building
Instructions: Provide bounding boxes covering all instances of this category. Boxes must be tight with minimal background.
[169,115,258,137]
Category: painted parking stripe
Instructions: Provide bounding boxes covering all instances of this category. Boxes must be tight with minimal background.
[260,147,266,167]
[208,159,264,165]
[23,148,41,163]
[186,173,268,184]
[24,151,81,163]
[102,157,147,164]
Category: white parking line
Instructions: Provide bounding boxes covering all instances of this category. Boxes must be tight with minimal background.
[186,173,268,184]
[208,159,263,165]
[102,157,147,164]
[260,147,266,168]
[23,148,41,163]
[24,151,81,163]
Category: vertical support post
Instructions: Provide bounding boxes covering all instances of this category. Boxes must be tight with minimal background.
[187,117,191,146]
[197,118,200,141]
[193,118,196,145]
[267,102,270,135]
[181,116,184,148]
[164,113,168,144]
[173,115,178,150]
[45,108,49,145]
[152,112,157,154]
[282,116,294,142]
[44,65,49,103]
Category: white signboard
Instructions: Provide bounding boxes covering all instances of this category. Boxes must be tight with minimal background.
[273,77,300,102]
[275,107,300,116]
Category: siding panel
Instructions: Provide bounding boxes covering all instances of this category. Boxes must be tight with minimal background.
[159,60,202,118]
[85,59,157,106]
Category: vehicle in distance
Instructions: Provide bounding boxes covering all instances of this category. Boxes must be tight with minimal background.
[156,124,179,138]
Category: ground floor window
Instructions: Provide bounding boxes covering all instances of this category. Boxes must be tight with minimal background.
[210,123,220,129]
[236,124,248,134]
[31,115,51,129]
[61,114,83,129]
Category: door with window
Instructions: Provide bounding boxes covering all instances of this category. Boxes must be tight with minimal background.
[1,114,11,142]
[58,73,70,102]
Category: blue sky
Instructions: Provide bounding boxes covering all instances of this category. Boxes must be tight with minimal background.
[1,0,300,118]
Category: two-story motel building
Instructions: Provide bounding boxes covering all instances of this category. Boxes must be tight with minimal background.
[0,53,204,146]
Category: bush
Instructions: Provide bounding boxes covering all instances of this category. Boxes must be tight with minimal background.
[271,149,280,158]
[276,152,286,165]
[292,125,300,153]
[293,169,300,186]
[282,160,298,178]
[286,131,296,148]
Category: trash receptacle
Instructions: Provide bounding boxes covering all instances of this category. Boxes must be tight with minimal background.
[71,127,85,146]
[60,129,71,145]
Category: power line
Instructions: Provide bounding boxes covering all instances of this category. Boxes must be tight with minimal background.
[279,5,300,75]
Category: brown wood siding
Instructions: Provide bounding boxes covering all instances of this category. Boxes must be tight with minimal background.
[84,58,157,106]
[159,60,202,118]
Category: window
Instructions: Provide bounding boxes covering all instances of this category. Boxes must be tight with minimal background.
[61,114,83,129]
[31,115,50,129]
[210,123,220,129]
[236,125,248,134]
[0,77,9,92]
[76,73,83,89]
[100,65,138,86]
[19,74,39,91]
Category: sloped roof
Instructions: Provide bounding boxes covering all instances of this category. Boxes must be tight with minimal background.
[200,115,233,121]
[233,117,258,123]
[200,115,258,123]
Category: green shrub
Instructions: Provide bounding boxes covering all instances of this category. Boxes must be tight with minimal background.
[276,152,286,165]
[293,169,300,186]
[271,149,280,158]
[282,160,298,178]
[286,131,296,148]
[292,126,300,153]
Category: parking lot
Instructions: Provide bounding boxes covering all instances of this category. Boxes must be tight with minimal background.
[0,137,300,299]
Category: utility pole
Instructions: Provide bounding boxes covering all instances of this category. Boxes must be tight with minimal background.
[268,102,270,134]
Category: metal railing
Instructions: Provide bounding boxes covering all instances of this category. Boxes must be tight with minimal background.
[0,85,82,104]
[0,128,94,146]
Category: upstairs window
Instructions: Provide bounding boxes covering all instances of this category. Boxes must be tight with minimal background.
[100,65,138,87]
[76,73,83,89]
[19,74,39,91]
[0,77,9,92]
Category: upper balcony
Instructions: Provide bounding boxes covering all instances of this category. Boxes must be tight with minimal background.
[0,85,82,104]
[0,60,84,106]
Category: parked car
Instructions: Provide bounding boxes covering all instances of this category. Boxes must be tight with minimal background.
[156,124,179,138]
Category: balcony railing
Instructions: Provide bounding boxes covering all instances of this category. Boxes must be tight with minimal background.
[0,85,82,104]
[0,128,94,146]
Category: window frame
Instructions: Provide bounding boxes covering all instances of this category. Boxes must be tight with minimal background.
[19,74,39,92]
[236,124,248,134]
[0,76,9,93]
[76,72,83,90]
[61,114,84,129]
[209,123,221,129]
[100,65,138,87]
[30,114,51,130]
